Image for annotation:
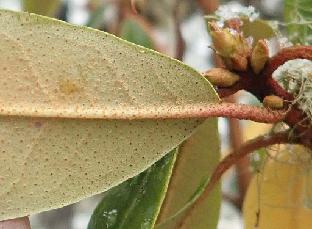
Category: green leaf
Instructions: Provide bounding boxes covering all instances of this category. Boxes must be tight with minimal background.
[156,120,221,229]
[86,4,106,29]
[205,14,276,44]
[88,15,169,229]
[0,10,218,220]
[285,0,312,45]
[88,151,177,229]
[120,18,155,49]
[241,17,276,44]
[22,0,61,17]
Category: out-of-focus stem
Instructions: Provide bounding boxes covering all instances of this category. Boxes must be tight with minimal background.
[196,0,219,14]
[0,217,31,229]
[227,96,252,210]
[173,0,185,61]
[178,131,292,228]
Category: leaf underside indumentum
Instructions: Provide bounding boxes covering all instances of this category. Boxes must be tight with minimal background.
[88,16,172,229]
[0,10,218,220]
[88,18,221,229]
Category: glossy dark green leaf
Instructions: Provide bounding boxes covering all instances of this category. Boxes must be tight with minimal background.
[285,0,312,45]
[87,151,177,229]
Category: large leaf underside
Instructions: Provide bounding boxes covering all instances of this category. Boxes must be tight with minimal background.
[0,11,217,119]
[0,10,218,220]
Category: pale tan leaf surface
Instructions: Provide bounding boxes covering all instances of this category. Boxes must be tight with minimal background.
[243,145,312,229]
[0,10,218,220]
[0,10,217,120]
[156,120,221,229]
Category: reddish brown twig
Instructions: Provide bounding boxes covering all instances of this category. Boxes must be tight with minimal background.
[263,46,312,81]
[216,46,312,101]
[196,0,219,14]
[178,131,292,228]
[213,46,312,148]
[130,0,139,14]
[176,102,285,123]
[173,0,185,61]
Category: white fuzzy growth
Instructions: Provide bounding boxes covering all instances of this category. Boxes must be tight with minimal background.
[273,59,312,123]
[268,37,293,57]
[215,4,259,23]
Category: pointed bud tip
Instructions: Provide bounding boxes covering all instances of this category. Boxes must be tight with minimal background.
[208,22,220,32]
[210,29,237,58]
[251,39,269,74]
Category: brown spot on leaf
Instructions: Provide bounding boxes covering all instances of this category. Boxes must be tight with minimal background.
[59,79,82,95]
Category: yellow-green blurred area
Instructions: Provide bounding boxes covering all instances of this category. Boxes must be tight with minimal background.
[2,0,310,229]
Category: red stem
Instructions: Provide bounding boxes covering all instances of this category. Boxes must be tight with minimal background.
[215,46,312,147]
[171,103,285,123]
[178,131,293,228]
[217,46,312,101]
[263,46,312,81]
[173,0,185,61]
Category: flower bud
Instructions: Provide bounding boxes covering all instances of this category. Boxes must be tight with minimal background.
[208,22,251,71]
[209,23,236,57]
[231,53,248,71]
[263,95,284,109]
[224,18,243,31]
[250,39,269,74]
[203,68,240,87]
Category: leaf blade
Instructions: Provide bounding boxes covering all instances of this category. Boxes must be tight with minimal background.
[88,151,177,229]
[0,10,218,120]
[156,120,221,229]
[0,10,218,220]
[120,17,155,49]
[87,16,174,229]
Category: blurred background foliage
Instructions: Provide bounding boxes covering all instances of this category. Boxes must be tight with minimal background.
[1,0,310,228]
